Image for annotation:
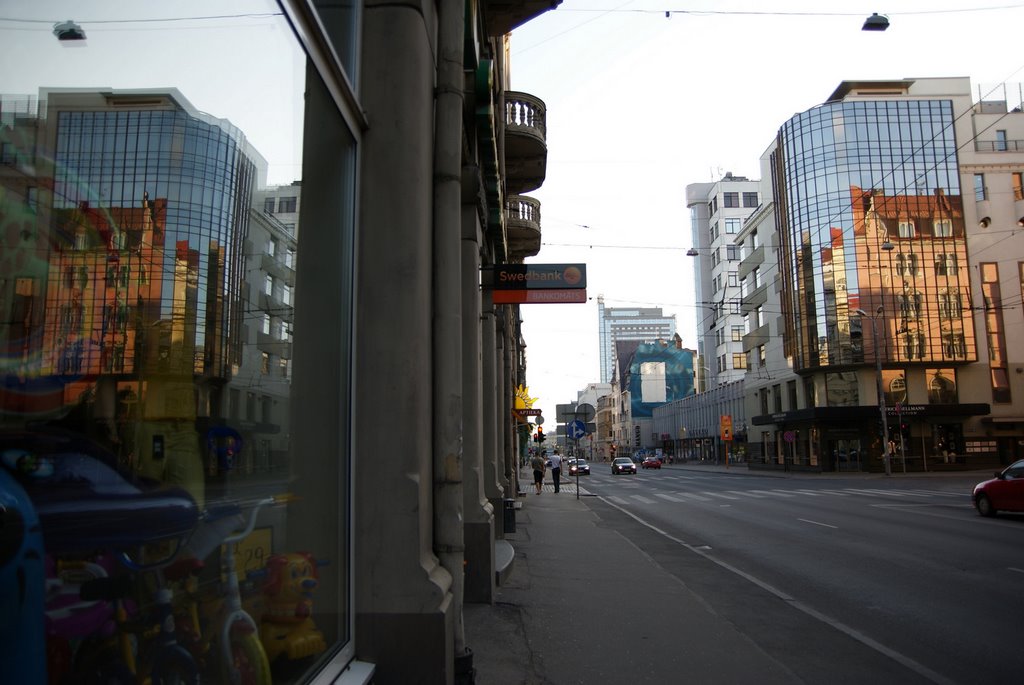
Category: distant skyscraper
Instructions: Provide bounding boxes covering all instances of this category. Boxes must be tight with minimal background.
[597,295,676,383]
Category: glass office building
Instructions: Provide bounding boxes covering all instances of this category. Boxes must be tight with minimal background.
[776,97,975,379]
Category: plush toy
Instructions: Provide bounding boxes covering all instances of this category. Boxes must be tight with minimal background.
[260,552,326,663]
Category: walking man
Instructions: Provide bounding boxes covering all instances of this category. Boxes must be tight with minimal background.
[549,449,562,493]
[530,451,546,495]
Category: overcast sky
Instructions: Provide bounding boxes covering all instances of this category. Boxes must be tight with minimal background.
[508,0,1024,424]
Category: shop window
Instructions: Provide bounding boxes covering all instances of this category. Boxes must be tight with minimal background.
[1,4,359,679]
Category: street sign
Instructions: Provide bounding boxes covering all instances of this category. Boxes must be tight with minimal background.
[567,419,586,441]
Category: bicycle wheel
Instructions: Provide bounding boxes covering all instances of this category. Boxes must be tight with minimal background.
[149,643,200,685]
[222,630,272,685]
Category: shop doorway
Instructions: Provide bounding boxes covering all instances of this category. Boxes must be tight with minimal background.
[829,438,863,472]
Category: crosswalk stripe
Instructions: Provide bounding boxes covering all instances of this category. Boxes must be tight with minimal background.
[728,490,765,498]
[702,491,740,500]
[794,489,824,496]
[749,489,795,497]
[676,491,711,501]
[631,495,657,504]
[655,493,686,502]
[606,496,628,505]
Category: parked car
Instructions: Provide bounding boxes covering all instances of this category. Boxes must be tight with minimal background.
[611,457,637,475]
[973,459,1024,516]
[641,456,661,470]
[567,458,590,476]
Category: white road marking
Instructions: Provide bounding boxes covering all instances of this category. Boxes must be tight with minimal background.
[655,493,686,502]
[702,491,740,500]
[631,495,657,504]
[799,518,838,529]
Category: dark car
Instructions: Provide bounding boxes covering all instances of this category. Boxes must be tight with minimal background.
[974,459,1024,516]
[641,456,661,470]
[567,458,590,476]
[612,457,637,475]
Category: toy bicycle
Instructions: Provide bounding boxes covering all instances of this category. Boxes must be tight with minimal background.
[192,496,277,685]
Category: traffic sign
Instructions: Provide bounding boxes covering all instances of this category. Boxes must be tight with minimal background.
[720,414,733,442]
[568,419,586,441]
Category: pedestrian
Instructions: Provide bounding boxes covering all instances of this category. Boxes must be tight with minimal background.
[530,451,546,495]
[549,449,562,493]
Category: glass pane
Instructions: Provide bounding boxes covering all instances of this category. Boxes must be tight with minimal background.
[1,3,353,683]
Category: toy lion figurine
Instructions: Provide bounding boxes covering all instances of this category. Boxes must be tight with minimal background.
[260,552,326,663]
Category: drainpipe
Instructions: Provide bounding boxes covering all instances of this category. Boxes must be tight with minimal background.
[433,0,468,667]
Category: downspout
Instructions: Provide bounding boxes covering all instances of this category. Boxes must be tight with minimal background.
[434,0,468,665]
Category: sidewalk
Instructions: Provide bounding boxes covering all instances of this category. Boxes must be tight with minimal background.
[462,469,800,685]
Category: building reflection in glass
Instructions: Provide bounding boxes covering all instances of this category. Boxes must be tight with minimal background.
[1,89,263,506]
[775,98,976,378]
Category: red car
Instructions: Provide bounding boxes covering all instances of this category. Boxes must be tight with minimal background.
[641,456,661,469]
[973,459,1024,516]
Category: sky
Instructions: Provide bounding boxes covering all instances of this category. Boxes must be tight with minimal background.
[507,0,1024,426]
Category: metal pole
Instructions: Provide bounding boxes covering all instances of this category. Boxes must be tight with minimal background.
[575,437,580,500]
[872,318,892,477]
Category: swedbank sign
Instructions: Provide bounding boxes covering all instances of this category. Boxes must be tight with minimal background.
[483,263,587,304]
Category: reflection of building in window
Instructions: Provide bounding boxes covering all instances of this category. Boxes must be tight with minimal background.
[902,331,927,360]
[898,220,915,238]
[896,252,919,277]
[928,369,957,403]
[933,218,953,237]
[937,290,962,319]
[980,262,1011,403]
[898,292,922,319]
[934,252,957,276]
[941,332,966,359]
[883,370,906,405]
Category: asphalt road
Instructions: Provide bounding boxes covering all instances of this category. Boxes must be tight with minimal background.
[575,465,1024,684]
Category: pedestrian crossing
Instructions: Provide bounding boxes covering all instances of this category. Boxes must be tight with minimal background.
[581,478,971,507]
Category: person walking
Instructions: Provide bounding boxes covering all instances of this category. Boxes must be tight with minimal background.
[549,449,562,493]
[530,451,546,495]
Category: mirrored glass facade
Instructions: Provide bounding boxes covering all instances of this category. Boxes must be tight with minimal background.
[775,99,975,373]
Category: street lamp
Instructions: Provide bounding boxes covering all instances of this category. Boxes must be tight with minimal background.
[856,306,891,476]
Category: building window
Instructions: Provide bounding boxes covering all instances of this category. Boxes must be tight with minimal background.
[927,369,957,404]
[1013,172,1024,201]
[261,351,270,374]
[941,333,966,359]
[264,197,275,213]
[723,192,739,208]
[933,219,953,237]
[728,272,737,287]
[731,326,742,342]
[938,290,962,319]
[996,129,1008,151]
[710,222,719,240]
[757,344,766,366]
[935,253,957,276]
[896,252,919,277]
[268,237,277,256]
[903,332,927,360]
[264,274,274,297]
[898,292,922,320]
[278,196,297,213]
[974,174,986,201]
[742,192,758,207]
[261,314,271,335]
[725,218,741,234]
[732,353,747,369]
[982,262,1011,403]
[727,245,739,261]
[883,370,907,407]
[773,384,782,412]
[898,221,915,238]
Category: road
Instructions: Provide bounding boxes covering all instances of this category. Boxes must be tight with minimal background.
[572,464,1024,684]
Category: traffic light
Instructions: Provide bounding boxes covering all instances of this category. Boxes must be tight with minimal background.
[537,427,545,443]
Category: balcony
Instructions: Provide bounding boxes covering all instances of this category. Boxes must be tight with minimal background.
[506,194,541,259]
[505,91,547,195]
[737,244,764,281]
[484,0,562,37]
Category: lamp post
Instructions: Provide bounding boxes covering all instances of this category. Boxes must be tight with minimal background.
[856,306,892,476]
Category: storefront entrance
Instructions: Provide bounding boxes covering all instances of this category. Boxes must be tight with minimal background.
[828,438,863,472]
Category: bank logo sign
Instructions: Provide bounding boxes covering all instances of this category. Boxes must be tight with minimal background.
[483,263,587,304]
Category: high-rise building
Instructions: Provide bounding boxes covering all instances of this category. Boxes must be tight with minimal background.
[596,294,676,383]
[685,172,761,391]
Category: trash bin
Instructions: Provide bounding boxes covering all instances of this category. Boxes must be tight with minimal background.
[503,498,516,533]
